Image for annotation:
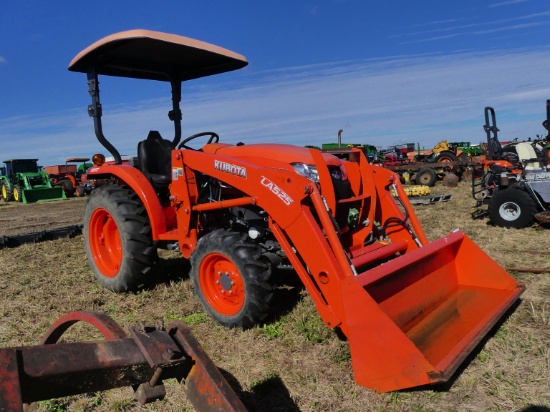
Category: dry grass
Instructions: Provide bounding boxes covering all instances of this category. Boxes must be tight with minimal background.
[0,183,548,411]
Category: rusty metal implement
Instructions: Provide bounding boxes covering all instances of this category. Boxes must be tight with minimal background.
[0,311,246,411]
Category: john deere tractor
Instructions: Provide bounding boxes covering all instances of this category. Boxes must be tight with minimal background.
[0,159,66,203]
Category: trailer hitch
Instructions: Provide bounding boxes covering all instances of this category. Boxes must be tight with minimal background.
[0,311,246,411]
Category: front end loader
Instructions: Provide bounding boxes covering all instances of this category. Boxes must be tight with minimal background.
[1,159,66,203]
[72,30,524,393]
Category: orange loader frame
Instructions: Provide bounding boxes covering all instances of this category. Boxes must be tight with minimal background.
[88,144,524,392]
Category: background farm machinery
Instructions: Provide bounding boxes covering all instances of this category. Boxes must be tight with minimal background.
[44,157,94,197]
[472,105,550,228]
[0,159,66,203]
[324,139,478,188]
[381,140,483,187]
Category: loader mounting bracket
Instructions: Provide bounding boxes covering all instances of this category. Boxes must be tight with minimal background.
[0,311,246,411]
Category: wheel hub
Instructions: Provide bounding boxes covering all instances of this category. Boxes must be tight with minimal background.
[219,272,234,291]
[200,253,244,316]
[499,201,520,221]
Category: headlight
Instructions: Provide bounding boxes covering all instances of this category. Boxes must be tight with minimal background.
[291,163,319,183]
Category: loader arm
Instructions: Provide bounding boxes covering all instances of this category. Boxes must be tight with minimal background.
[170,149,356,326]
[170,148,425,329]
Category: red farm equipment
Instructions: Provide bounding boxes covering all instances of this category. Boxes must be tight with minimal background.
[66,30,524,393]
[44,157,93,197]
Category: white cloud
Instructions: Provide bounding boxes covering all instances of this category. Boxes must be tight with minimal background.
[0,56,6,64]
[489,0,529,8]
[2,46,550,165]
[396,10,550,43]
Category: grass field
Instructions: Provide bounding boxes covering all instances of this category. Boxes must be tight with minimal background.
[0,182,548,411]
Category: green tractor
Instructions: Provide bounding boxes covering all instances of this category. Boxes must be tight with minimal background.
[0,159,66,203]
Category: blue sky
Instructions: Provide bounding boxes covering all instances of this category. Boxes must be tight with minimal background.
[1,0,550,165]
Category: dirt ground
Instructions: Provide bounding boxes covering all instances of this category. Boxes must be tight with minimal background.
[0,185,548,412]
[0,196,87,237]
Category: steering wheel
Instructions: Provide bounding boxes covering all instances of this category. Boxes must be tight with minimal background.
[178,132,219,150]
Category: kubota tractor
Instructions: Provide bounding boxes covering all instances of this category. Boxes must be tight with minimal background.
[72,30,524,393]
[0,159,66,203]
[472,106,550,228]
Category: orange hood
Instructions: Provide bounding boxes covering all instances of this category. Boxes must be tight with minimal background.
[204,143,342,167]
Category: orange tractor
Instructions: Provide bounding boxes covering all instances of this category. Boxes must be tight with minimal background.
[72,30,524,393]
[44,157,93,197]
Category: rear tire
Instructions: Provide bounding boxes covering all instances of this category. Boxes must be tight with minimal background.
[83,184,157,292]
[488,188,537,228]
[62,179,76,197]
[75,185,86,197]
[437,151,459,173]
[437,150,458,163]
[190,230,273,329]
[416,168,437,186]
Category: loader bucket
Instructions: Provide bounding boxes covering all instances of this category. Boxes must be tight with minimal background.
[341,230,524,393]
[22,187,66,203]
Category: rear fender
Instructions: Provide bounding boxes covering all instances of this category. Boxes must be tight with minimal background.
[87,165,167,239]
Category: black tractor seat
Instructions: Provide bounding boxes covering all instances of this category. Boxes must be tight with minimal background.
[137,131,173,190]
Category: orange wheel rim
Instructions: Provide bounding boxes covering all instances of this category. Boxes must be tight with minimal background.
[89,208,122,278]
[439,156,455,169]
[199,253,245,316]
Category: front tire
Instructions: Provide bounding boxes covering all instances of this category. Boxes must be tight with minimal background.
[190,230,273,329]
[416,168,437,186]
[13,185,23,202]
[488,187,537,228]
[83,184,157,292]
